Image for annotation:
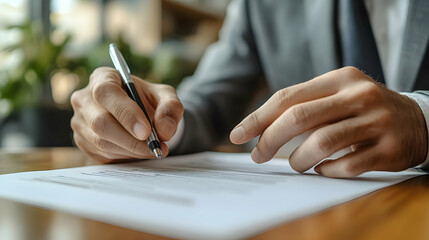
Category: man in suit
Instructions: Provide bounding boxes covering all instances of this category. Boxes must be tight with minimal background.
[71,0,429,178]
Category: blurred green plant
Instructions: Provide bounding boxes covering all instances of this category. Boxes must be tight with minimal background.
[0,22,150,118]
[0,21,72,116]
[0,20,195,147]
[0,21,194,120]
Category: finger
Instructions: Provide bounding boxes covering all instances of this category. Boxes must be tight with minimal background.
[73,111,151,157]
[91,69,151,141]
[85,126,169,159]
[73,114,142,158]
[250,94,355,163]
[230,71,343,145]
[78,101,148,155]
[288,116,379,173]
[90,67,123,88]
[314,146,379,178]
[139,82,184,141]
[75,122,169,161]
[73,133,132,163]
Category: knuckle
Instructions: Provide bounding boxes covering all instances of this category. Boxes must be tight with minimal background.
[128,139,142,153]
[90,67,117,82]
[89,68,104,83]
[258,135,270,150]
[343,66,359,73]
[113,102,132,123]
[70,90,82,108]
[72,133,82,148]
[161,100,184,120]
[89,70,99,82]
[91,67,107,75]
[381,138,400,158]
[256,134,278,158]
[364,109,393,132]
[168,98,183,111]
[161,84,176,93]
[247,113,261,130]
[89,112,111,136]
[274,88,291,106]
[286,105,308,128]
[342,163,360,177]
[364,82,383,99]
[70,115,79,131]
[92,82,116,103]
[342,66,362,78]
[313,131,335,155]
[355,83,384,108]
[93,135,109,150]
[362,156,377,172]
[377,109,393,126]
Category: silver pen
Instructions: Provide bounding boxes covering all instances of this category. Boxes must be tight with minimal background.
[109,43,163,159]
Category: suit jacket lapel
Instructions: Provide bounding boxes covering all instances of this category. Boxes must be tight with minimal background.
[304,0,340,76]
[397,0,429,91]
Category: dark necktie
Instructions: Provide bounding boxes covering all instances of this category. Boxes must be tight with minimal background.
[339,0,385,84]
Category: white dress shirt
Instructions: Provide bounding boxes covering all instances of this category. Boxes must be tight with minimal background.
[365,0,409,91]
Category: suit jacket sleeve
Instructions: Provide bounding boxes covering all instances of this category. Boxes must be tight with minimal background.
[172,0,264,154]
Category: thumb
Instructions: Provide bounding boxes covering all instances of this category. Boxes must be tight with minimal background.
[137,80,184,141]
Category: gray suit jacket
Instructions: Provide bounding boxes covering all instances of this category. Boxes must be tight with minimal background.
[174,0,429,154]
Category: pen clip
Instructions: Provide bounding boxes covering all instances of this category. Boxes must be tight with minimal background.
[109,43,134,84]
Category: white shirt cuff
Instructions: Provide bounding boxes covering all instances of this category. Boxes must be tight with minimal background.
[401,92,429,169]
[165,117,185,151]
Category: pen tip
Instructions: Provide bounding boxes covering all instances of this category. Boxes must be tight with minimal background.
[153,148,163,159]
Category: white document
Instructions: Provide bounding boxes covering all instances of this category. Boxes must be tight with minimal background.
[0,152,424,239]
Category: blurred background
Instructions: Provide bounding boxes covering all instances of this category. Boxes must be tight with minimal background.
[0,0,230,149]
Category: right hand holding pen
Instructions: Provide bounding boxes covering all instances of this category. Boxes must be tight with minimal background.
[71,67,184,163]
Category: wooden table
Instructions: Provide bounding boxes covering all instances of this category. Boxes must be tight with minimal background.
[1,148,429,240]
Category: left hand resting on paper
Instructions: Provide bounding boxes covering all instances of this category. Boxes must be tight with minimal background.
[230,67,428,178]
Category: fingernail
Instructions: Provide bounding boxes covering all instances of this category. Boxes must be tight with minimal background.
[314,165,322,174]
[230,126,245,143]
[159,117,176,137]
[133,122,147,140]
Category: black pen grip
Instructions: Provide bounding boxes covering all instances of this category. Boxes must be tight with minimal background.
[124,82,152,125]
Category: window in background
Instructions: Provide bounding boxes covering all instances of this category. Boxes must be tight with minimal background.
[50,0,103,56]
[0,0,27,118]
[50,0,160,57]
[105,0,161,55]
[0,0,28,72]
